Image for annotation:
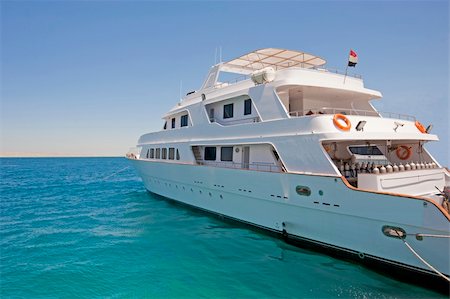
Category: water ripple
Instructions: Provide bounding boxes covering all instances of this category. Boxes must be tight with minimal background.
[0,158,445,298]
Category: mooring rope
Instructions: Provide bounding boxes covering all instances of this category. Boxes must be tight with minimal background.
[101,166,131,181]
[396,231,450,282]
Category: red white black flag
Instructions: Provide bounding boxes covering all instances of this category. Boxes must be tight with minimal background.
[348,49,358,67]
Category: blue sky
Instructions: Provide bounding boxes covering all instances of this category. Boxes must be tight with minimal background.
[1,1,448,165]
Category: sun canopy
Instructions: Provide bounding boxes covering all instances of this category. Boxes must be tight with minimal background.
[220,48,326,75]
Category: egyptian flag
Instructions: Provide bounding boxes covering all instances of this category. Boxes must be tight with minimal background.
[348,49,358,67]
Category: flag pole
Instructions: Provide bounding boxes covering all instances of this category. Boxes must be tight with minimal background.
[343,61,349,84]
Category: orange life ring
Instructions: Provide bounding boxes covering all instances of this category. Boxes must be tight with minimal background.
[415,121,427,133]
[396,145,412,160]
[333,114,351,131]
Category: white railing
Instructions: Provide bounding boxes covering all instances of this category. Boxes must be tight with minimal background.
[214,75,249,89]
[315,66,362,79]
[289,107,415,121]
[198,161,282,173]
[379,111,416,121]
[211,117,260,126]
[212,66,361,90]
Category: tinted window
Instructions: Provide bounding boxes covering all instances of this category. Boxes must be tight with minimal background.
[169,148,175,160]
[244,99,252,115]
[171,118,175,129]
[223,104,234,119]
[204,147,217,161]
[163,122,167,130]
[181,115,188,127]
[221,147,233,161]
[155,148,160,159]
[176,149,180,160]
[162,148,167,159]
[349,146,383,155]
[150,148,155,159]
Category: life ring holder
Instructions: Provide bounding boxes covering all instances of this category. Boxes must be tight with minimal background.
[396,145,412,160]
[333,114,351,131]
[415,121,427,133]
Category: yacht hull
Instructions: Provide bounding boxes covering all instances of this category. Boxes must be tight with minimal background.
[131,159,450,292]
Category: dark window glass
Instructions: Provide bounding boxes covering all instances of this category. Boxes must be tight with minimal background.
[150,149,155,159]
[223,103,234,119]
[244,99,252,115]
[221,147,233,161]
[169,148,175,160]
[162,148,167,159]
[155,148,161,159]
[176,149,180,160]
[171,118,175,129]
[204,147,216,161]
[209,108,215,122]
[349,146,383,155]
[146,149,149,158]
[181,115,188,127]
[163,122,167,130]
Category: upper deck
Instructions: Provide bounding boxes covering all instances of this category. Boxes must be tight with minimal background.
[157,48,433,145]
[166,48,381,120]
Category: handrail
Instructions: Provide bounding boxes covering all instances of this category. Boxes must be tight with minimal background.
[197,161,282,173]
[210,117,260,126]
[289,107,415,121]
[212,66,361,89]
[214,75,249,88]
[315,66,362,79]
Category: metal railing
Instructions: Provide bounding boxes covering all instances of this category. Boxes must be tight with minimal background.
[212,66,361,90]
[197,161,282,173]
[214,75,249,89]
[289,107,415,121]
[379,111,416,121]
[210,116,261,126]
[315,66,362,79]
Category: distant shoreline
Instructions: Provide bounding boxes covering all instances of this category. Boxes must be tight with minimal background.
[0,156,124,158]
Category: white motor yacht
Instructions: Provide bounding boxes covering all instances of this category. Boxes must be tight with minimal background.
[128,48,450,291]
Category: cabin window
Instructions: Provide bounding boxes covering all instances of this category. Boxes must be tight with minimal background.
[176,149,180,160]
[181,115,188,127]
[146,149,149,158]
[150,148,155,159]
[169,148,175,160]
[209,108,215,122]
[349,146,383,156]
[204,147,217,161]
[221,147,233,162]
[155,148,161,159]
[162,148,167,159]
[244,99,252,115]
[171,118,176,129]
[223,104,234,119]
[163,122,167,130]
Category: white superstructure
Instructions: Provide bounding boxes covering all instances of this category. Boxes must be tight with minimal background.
[128,48,450,290]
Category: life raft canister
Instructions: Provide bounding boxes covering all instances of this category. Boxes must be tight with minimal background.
[333,114,351,131]
[396,145,412,160]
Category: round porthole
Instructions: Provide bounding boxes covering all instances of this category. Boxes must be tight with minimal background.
[296,186,311,196]
[318,190,323,196]
[235,148,240,153]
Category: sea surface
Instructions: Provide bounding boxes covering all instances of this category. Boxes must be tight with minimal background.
[0,157,446,298]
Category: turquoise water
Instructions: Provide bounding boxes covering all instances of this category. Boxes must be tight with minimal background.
[0,157,445,298]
